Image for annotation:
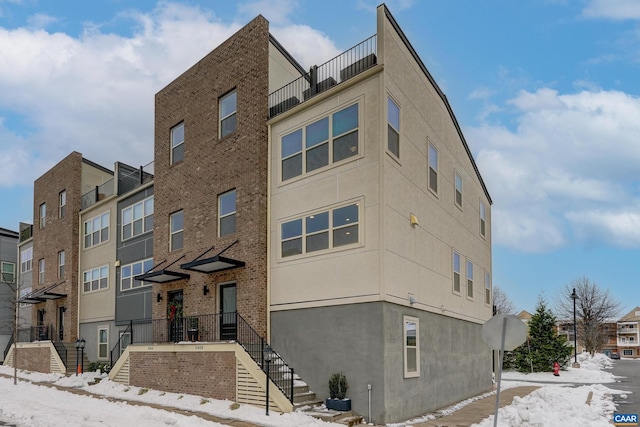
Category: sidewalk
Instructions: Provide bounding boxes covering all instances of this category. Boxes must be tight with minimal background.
[407,386,540,427]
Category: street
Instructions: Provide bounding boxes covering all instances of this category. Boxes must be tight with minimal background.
[610,359,640,416]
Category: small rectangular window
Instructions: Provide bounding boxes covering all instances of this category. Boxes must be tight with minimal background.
[403,316,419,378]
[121,258,153,291]
[480,201,487,237]
[388,97,400,158]
[171,122,185,164]
[467,260,474,298]
[428,143,438,194]
[39,203,46,229]
[83,265,109,292]
[220,90,237,137]
[58,250,65,279]
[455,172,463,208]
[1,262,15,284]
[453,251,461,293]
[218,189,236,237]
[38,258,45,284]
[485,271,491,305]
[121,197,153,240]
[20,247,33,273]
[170,210,184,251]
[98,327,109,359]
[59,190,66,218]
[85,211,110,248]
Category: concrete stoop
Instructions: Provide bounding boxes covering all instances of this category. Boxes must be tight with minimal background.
[292,382,364,426]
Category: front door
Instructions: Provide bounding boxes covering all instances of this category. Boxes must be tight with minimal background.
[167,290,183,342]
[37,309,46,340]
[58,307,65,340]
[219,284,236,340]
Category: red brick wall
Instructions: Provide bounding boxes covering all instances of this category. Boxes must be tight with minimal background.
[152,16,270,336]
[129,351,236,399]
[14,347,50,373]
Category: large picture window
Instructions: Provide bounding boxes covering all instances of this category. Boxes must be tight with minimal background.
[122,197,153,240]
[281,103,359,181]
[403,316,419,378]
[85,211,110,248]
[121,258,153,291]
[218,189,236,237]
[281,203,359,258]
[83,266,108,292]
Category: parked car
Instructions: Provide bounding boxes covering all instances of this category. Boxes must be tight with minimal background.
[610,352,620,359]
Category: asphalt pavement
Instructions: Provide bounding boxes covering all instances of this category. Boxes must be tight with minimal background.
[610,359,640,416]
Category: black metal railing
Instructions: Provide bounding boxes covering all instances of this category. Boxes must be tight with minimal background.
[268,34,377,118]
[3,335,13,361]
[51,327,68,368]
[30,325,51,341]
[107,312,295,403]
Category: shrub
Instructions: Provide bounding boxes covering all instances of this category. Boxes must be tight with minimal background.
[328,372,348,400]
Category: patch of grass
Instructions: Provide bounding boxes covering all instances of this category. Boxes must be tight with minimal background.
[123,387,130,392]
[138,388,149,395]
[230,402,240,410]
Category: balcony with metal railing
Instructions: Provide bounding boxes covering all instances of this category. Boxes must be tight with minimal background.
[268,35,377,118]
[617,337,639,346]
[81,178,115,210]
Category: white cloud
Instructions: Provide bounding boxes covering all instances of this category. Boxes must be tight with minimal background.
[468,87,493,100]
[237,0,298,25]
[582,0,640,20]
[26,13,58,29]
[467,88,640,252]
[270,24,340,69]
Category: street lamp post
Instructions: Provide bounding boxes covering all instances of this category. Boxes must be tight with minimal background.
[75,338,86,376]
[263,344,272,416]
[571,288,577,365]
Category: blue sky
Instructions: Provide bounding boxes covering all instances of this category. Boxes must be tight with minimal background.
[1,0,639,314]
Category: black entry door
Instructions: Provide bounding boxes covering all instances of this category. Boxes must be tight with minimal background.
[219,284,236,340]
[168,290,184,342]
[58,307,65,340]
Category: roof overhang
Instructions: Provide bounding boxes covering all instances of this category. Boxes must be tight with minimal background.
[19,282,67,304]
[180,255,245,273]
[134,269,190,283]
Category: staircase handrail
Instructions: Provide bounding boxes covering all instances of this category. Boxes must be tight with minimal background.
[110,320,133,368]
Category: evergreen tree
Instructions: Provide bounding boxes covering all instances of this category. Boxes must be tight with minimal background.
[507,296,572,372]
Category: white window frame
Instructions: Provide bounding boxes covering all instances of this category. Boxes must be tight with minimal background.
[84,211,110,248]
[219,90,237,138]
[1,262,15,284]
[121,197,153,241]
[455,172,463,209]
[485,271,491,305]
[39,203,46,229]
[98,326,109,360]
[467,260,474,299]
[38,258,45,284]
[170,210,184,251]
[428,143,438,194]
[58,250,65,279]
[280,201,360,259]
[59,190,66,219]
[218,189,236,237]
[453,251,461,294]
[120,258,154,291]
[480,200,486,238]
[20,247,32,273]
[387,96,400,158]
[403,316,420,378]
[83,265,109,293]
[623,349,633,356]
[171,122,184,165]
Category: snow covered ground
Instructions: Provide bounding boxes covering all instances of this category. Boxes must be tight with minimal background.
[0,353,634,426]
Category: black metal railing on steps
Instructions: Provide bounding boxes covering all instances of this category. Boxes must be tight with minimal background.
[107,312,295,403]
[3,335,13,361]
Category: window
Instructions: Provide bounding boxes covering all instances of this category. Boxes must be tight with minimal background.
[20,247,33,273]
[122,197,153,240]
[98,327,109,359]
[282,103,359,181]
[220,90,237,137]
[121,258,153,291]
[453,251,461,293]
[59,190,66,218]
[480,201,486,237]
[171,122,184,164]
[281,203,359,257]
[170,210,184,251]
[388,97,400,158]
[467,260,474,298]
[623,349,633,356]
[1,262,15,283]
[38,258,45,284]
[485,271,491,305]
[428,143,438,193]
[85,211,110,248]
[403,316,419,378]
[218,189,236,237]
[58,251,65,279]
[39,203,46,228]
[455,172,463,208]
[83,266,108,292]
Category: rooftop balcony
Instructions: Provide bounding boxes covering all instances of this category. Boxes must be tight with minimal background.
[269,35,377,118]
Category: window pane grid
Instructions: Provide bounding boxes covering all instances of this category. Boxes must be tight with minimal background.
[218,190,236,237]
[121,258,153,291]
[467,261,474,298]
[122,197,153,241]
[83,266,109,293]
[84,211,110,248]
[170,210,184,251]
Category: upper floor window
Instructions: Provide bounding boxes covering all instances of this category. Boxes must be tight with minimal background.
[170,210,184,251]
[58,250,65,279]
[39,203,46,229]
[480,201,487,238]
[83,265,108,292]
[455,172,463,208]
[59,190,66,218]
[387,97,400,158]
[467,260,474,298]
[21,247,33,273]
[85,211,110,248]
[122,197,153,240]
[1,262,15,284]
[403,316,419,378]
[220,90,237,138]
[453,251,461,293]
[485,271,491,305]
[281,103,359,181]
[281,202,359,258]
[428,143,438,194]
[121,258,153,291]
[171,122,184,165]
[218,189,236,237]
[38,258,45,284]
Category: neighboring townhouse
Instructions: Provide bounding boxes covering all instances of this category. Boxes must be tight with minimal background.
[268,5,492,422]
[617,307,640,357]
[0,227,19,361]
[17,223,33,341]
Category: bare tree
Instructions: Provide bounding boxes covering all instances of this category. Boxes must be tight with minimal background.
[492,286,517,314]
[556,276,623,355]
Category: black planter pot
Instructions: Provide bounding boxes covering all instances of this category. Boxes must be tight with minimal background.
[325,398,351,411]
